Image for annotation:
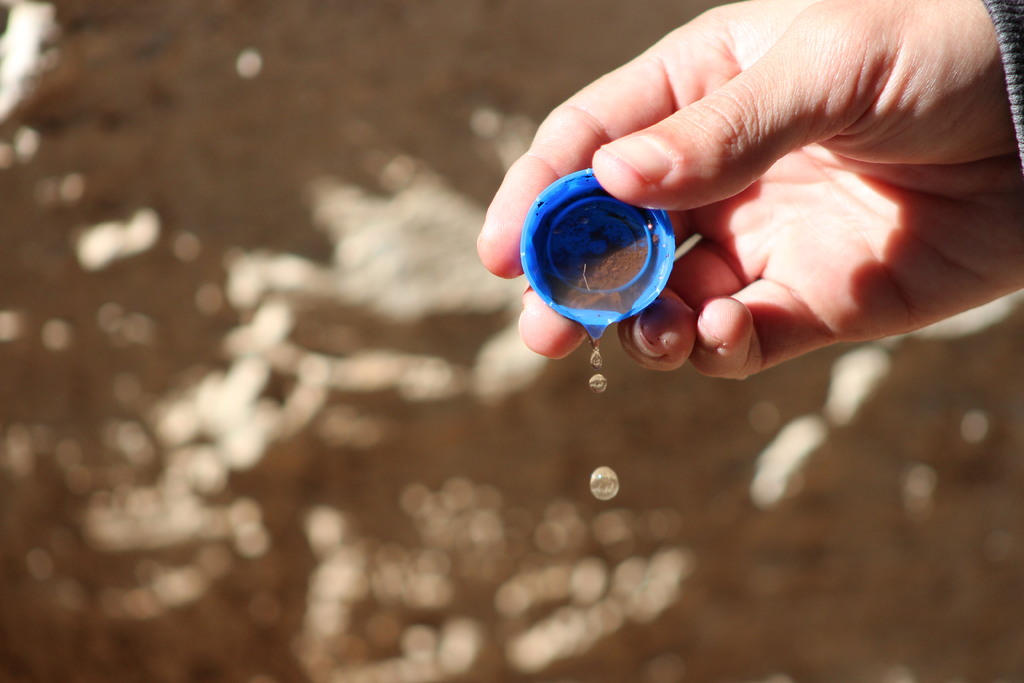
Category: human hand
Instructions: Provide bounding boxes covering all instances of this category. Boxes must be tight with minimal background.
[478,0,1024,378]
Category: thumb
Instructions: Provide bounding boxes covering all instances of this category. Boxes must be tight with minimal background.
[593,18,869,209]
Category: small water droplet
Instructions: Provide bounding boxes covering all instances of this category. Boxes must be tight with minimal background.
[588,335,604,375]
[590,466,619,501]
[589,373,607,393]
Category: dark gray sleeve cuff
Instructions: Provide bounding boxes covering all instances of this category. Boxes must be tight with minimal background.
[984,0,1024,167]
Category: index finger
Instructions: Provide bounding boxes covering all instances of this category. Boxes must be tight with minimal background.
[477,52,679,278]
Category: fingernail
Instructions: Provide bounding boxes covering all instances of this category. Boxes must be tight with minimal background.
[603,135,673,183]
[697,315,725,354]
[632,319,664,358]
[633,300,673,357]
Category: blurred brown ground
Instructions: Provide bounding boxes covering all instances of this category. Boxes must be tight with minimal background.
[2,1,1024,682]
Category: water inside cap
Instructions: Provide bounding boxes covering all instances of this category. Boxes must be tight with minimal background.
[520,169,675,338]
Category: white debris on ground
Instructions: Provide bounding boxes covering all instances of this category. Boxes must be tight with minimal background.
[750,415,828,509]
[12,42,1024,675]
[295,484,693,683]
[75,208,162,271]
[0,1,57,124]
[0,309,25,342]
[234,47,262,79]
[469,105,535,170]
[823,344,892,427]
[907,291,1024,340]
[901,463,938,522]
[298,501,486,683]
[308,161,518,321]
[749,291,1024,510]
[506,546,693,673]
[472,321,549,400]
[76,149,549,658]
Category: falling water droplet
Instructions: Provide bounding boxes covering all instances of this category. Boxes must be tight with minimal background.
[590,466,619,501]
[587,336,606,392]
[589,336,603,370]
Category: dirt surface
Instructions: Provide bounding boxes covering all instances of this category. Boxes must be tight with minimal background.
[3,2,1024,682]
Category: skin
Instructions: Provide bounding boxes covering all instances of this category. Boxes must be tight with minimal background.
[478,0,1024,378]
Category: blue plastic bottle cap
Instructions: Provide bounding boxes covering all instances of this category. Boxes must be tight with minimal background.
[520,168,675,339]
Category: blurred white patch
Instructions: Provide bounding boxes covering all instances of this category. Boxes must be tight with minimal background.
[40,318,72,350]
[2,423,35,478]
[910,291,1024,339]
[298,508,369,665]
[0,309,25,341]
[282,349,464,401]
[377,153,417,192]
[217,159,535,404]
[469,107,502,138]
[823,344,891,426]
[172,231,201,262]
[230,498,271,557]
[174,445,226,495]
[198,356,271,438]
[750,415,827,509]
[960,409,989,444]
[295,480,691,681]
[59,171,84,202]
[225,251,332,310]
[34,172,84,206]
[496,564,572,618]
[95,303,155,346]
[569,557,608,606]
[235,47,262,79]
[315,405,383,449]
[87,485,223,551]
[0,2,57,124]
[224,298,294,355]
[104,419,155,466]
[902,464,937,521]
[472,321,547,400]
[76,208,161,271]
[470,106,535,170]
[436,618,482,674]
[506,547,693,673]
[308,167,519,321]
[13,124,37,161]
[306,506,347,557]
[881,666,917,683]
[96,302,124,334]
[194,282,224,314]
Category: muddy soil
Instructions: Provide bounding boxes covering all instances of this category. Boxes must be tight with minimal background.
[2,2,1024,682]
